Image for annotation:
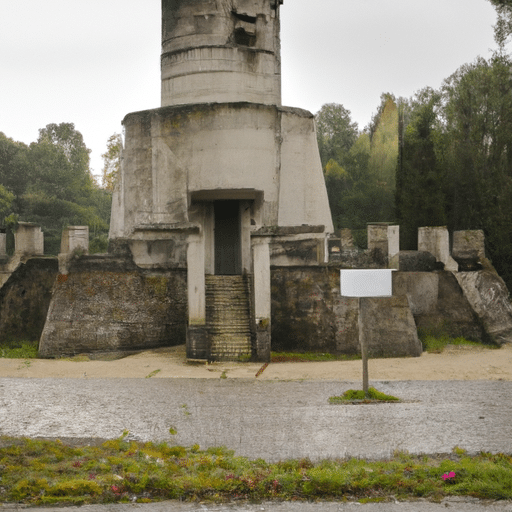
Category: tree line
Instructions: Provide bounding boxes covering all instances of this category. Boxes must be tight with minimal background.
[317,0,512,289]
[0,123,112,255]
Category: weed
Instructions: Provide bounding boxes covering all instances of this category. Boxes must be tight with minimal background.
[418,333,495,354]
[271,351,360,362]
[145,369,161,379]
[220,371,227,379]
[1,437,512,505]
[329,387,400,403]
[17,359,32,370]
[0,341,38,359]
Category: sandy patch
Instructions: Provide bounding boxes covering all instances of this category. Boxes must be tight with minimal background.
[1,343,511,381]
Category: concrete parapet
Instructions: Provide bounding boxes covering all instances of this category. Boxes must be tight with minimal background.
[367,223,399,268]
[0,231,6,257]
[14,222,44,256]
[60,226,89,254]
[452,230,485,270]
[340,228,354,249]
[418,226,458,272]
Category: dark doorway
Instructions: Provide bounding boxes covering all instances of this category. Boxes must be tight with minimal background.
[214,200,241,275]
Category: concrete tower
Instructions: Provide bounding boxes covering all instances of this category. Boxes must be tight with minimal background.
[108,0,333,361]
[161,0,282,106]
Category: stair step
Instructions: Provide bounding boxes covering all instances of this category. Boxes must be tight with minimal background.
[205,274,253,360]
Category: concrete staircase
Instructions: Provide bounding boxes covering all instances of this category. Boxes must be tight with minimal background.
[205,274,253,361]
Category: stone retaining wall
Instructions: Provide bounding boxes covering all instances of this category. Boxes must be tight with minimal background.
[38,256,187,358]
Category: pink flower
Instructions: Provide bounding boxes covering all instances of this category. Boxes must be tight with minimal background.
[442,471,456,480]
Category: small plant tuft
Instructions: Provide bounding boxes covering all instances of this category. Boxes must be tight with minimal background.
[329,387,400,403]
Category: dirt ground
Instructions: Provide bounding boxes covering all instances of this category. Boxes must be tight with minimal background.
[1,343,512,381]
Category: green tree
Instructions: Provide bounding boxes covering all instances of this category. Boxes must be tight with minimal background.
[323,159,352,228]
[35,123,94,202]
[487,0,512,49]
[368,94,399,190]
[441,54,512,285]
[315,103,359,169]
[0,124,111,255]
[101,133,122,192]
[0,133,31,199]
[396,92,447,249]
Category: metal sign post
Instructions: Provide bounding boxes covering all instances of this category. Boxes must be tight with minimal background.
[340,269,394,397]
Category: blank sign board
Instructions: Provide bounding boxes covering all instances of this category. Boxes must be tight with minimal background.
[340,269,393,297]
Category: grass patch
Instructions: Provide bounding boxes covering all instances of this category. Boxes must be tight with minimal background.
[271,352,360,363]
[419,334,493,354]
[0,340,38,359]
[329,387,400,403]
[1,437,511,505]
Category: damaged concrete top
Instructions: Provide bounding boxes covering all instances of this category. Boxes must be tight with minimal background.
[161,0,283,106]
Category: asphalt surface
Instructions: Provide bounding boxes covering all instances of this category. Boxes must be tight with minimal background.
[1,378,512,511]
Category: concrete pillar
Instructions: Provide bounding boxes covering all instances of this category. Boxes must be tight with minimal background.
[453,230,485,260]
[186,234,208,360]
[60,226,89,254]
[0,231,6,256]
[418,226,458,272]
[340,228,354,249]
[368,223,389,256]
[367,223,400,268]
[14,222,44,256]
[388,225,400,269]
[252,238,271,362]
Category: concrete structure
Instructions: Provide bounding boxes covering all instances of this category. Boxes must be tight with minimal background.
[367,223,399,268]
[0,230,6,257]
[108,0,333,361]
[34,3,512,360]
[14,222,44,256]
[26,222,512,358]
[58,226,89,274]
[60,226,89,256]
[452,229,485,270]
[418,226,458,272]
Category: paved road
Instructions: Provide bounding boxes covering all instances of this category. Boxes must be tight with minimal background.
[1,378,512,511]
[1,378,512,460]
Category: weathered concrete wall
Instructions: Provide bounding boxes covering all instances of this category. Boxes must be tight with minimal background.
[271,267,422,357]
[411,271,489,342]
[38,256,187,358]
[271,266,338,353]
[0,258,58,342]
[110,103,333,266]
[392,272,439,315]
[278,108,333,231]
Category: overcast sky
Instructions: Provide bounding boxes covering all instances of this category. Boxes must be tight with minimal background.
[0,0,498,180]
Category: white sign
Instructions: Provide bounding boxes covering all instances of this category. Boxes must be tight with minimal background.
[340,269,393,297]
